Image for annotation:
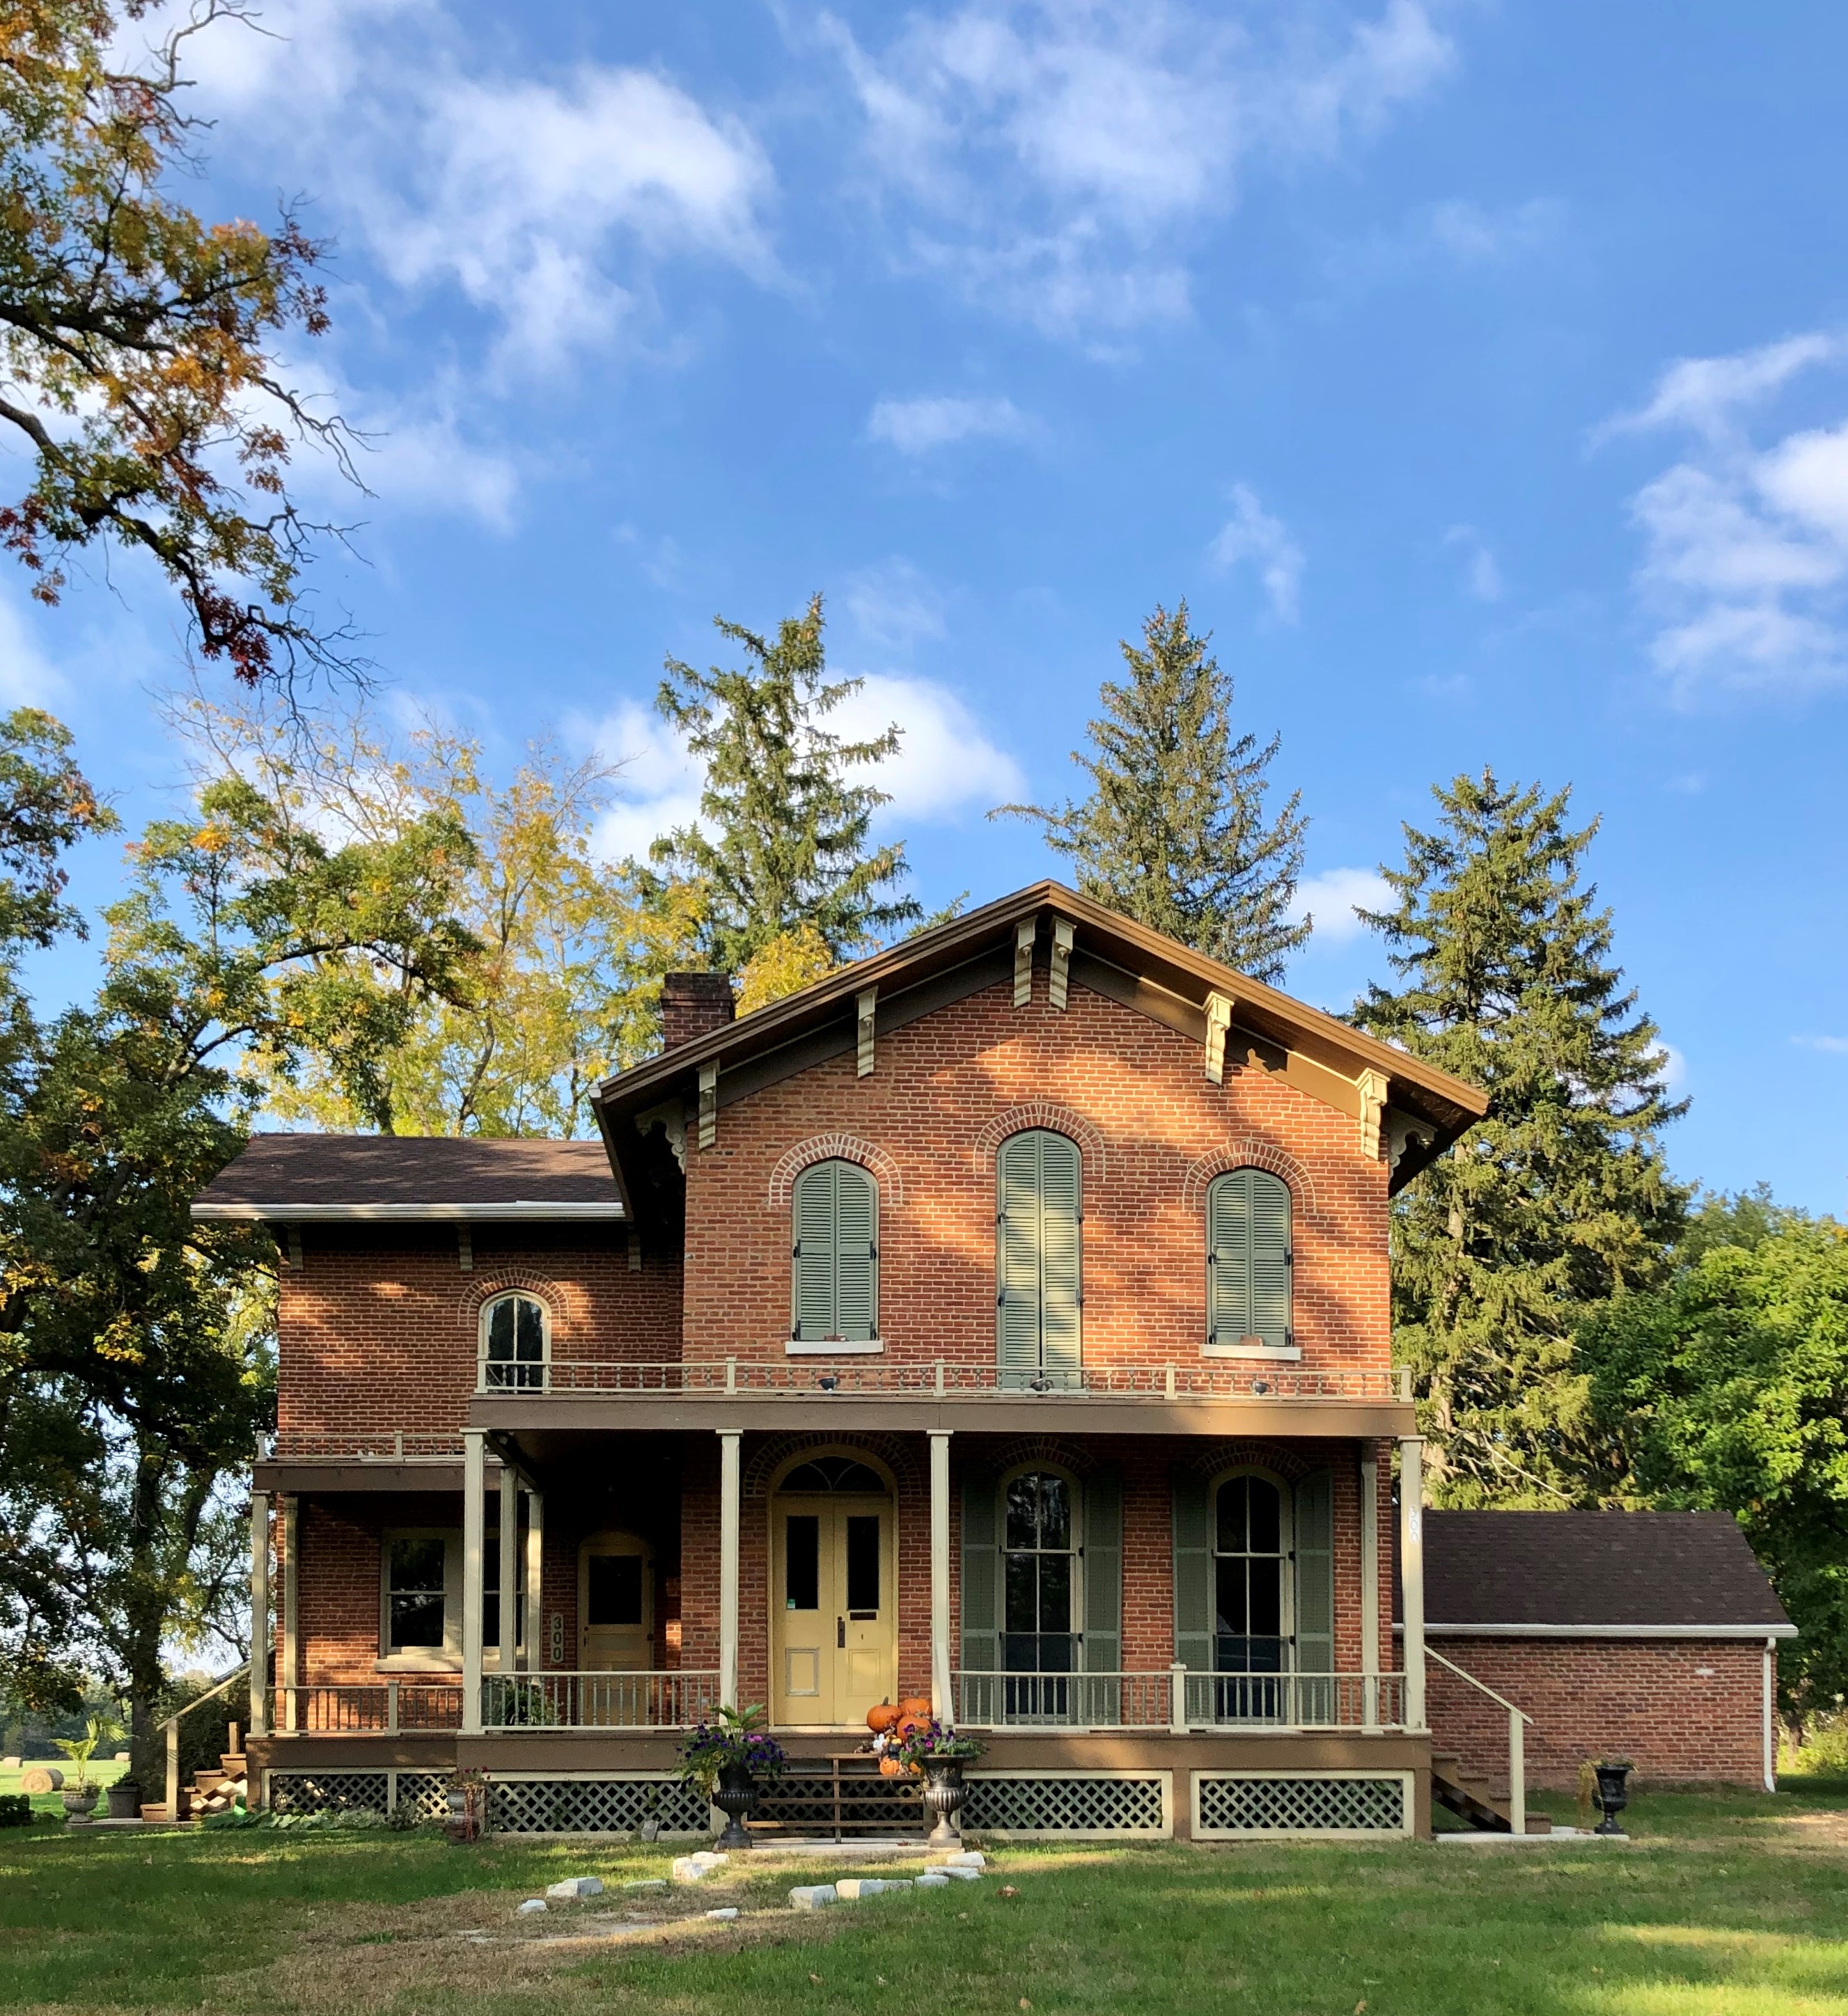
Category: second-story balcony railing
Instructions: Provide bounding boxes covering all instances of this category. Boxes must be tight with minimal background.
[477,1359,1412,1403]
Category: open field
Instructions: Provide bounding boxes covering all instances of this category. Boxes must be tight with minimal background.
[6,1781,1848,2016]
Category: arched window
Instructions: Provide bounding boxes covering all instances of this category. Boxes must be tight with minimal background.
[480,1291,547,1391]
[791,1160,879,1347]
[996,1130,1082,1388]
[1206,1168,1293,1354]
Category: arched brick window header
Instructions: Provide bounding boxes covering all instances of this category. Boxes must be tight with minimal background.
[972,1104,1106,1179]
[455,1268,574,1341]
[767,1135,905,1209]
[1181,1141,1317,1217]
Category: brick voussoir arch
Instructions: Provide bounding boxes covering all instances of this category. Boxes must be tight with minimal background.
[1180,1140,1318,1216]
[768,1135,905,1209]
[973,1103,1107,1179]
[1177,1438,1336,1483]
[455,1268,579,1343]
[983,1436,1102,1480]
[743,1431,923,1499]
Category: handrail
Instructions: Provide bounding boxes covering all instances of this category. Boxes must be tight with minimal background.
[1426,1646,1530,1836]
[162,1665,249,1820]
[1425,1646,1532,1723]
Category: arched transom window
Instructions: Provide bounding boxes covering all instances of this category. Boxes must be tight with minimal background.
[480,1291,547,1391]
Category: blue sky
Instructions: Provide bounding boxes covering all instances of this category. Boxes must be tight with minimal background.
[6,0,1848,1208]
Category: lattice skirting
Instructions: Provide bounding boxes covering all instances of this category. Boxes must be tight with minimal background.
[266,1769,453,1819]
[1192,1772,1413,1839]
[485,1775,710,1836]
[962,1771,1172,1838]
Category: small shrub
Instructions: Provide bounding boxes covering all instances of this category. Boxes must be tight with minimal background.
[0,1793,39,1828]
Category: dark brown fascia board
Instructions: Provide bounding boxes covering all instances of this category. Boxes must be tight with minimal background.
[193,1202,623,1224]
[591,879,1488,1142]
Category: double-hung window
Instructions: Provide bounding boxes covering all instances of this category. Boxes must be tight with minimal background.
[790,1160,879,1350]
[1205,1168,1294,1356]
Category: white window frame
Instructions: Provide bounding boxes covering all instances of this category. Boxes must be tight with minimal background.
[478,1290,551,1391]
[377,1528,462,1673]
[996,1463,1084,1668]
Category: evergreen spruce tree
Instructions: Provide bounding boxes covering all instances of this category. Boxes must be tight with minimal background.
[998,602,1308,979]
[640,594,921,977]
[1354,771,1689,1506]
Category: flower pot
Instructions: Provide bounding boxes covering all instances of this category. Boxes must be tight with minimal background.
[1592,1763,1632,1838]
[105,1781,141,1821]
[920,1757,966,1850]
[638,1814,661,1843]
[61,1786,97,1822]
[712,1763,757,1851]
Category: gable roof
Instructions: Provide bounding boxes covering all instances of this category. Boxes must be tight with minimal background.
[191,1134,622,1222]
[592,880,1488,1231]
[1414,1511,1793,1637]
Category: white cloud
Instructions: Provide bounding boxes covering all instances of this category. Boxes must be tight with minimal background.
[1423,196,1560,264]
[1601,333,1838,446]
[1443,524,1503,601]
[842,561,947,651]
[1794,1034,1848,1056]
[835,673,1026,819]
[820,0,1456,337]
[1608,333,1848,697]
[866,395,1028,456]
[1288,866,1391,943]
[0,589,65,706]
[175,0,775,374]
[1209,484,1304,621]
[579,672,1022,865]
[1652,1041,1688,1092]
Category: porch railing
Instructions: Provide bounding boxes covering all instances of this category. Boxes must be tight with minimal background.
[275,1683,464,1733]
[491,1360,1409,1403]
[480,1670,721,1732]
[954,1667,1407,1732]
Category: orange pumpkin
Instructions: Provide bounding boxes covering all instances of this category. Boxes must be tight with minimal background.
[866,1701,902,1735]
[895,1715,921,1742]
[878,1754,905,1777]
[899,1696,931,1717]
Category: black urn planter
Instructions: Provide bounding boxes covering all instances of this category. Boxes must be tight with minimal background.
[712,1763,758,1850]
[1592,1763,1632,1837]
[920,1758,966,1850]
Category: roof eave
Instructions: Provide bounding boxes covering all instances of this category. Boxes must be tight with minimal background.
[191,1202,624,1223]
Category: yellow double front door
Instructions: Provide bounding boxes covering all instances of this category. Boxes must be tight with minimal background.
[772,1493,895,1726]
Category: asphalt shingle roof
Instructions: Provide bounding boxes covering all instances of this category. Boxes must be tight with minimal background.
[193,1133,620,1211]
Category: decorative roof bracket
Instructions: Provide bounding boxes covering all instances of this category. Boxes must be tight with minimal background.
[857,986,878,1077]
[1357,1067,1388,1160]
[1204,991,1234,1085]
[1049,918,1074,1010]
[698,1061,719,1150]
[1013,916,1037,1007]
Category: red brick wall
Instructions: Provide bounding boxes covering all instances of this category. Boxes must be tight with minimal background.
[682,968,1390,1374]
[1425,1637,1771,1790]
[276,1226,682,1442]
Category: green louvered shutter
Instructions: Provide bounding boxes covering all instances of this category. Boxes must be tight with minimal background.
[960,1466,1000,1723]
[1173,1474,1214,1724]
[1082,1470,1122,1725]
[833,1163,877,1341]
[1293,1470,1334,1724]
[1038,1133,1083,1385]
[792,1163,839,1341]
[1207,1172,1252,1344]
[1207,1169,1292,1349]
[1250,1172,1292,1350]
[996,1133,1044,1384]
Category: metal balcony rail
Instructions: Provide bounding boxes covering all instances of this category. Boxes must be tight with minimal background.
[486,1360,1411,1403]
[480,1669,721,1732]
[275,1683,464,1734]
[270,1431,467,1460]
[953,1666,1407,1733]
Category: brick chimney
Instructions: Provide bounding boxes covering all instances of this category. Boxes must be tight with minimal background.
[660,972,735,1050]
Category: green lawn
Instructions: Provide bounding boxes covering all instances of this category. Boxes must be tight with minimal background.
[6,1781,1848,2015]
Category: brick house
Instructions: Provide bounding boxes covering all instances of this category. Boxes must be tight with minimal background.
[192,881,1783,1841]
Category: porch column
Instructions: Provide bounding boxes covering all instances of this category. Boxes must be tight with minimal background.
[929,1430,953,1717]
[281,1495,299,1733]
[249,1490,270,1739]
[523,1490,545,1672]
[718,1429,741,1708]
[496,1471,519,1676]
[1359,1449,1379,1728]
[1399,1435,1426,1732]
[462,1429,486,1735]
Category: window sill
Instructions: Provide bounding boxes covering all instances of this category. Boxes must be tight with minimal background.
[374,1652,462,1674]
[1202,1342,1302,1361]
[785,1338,884,1356]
